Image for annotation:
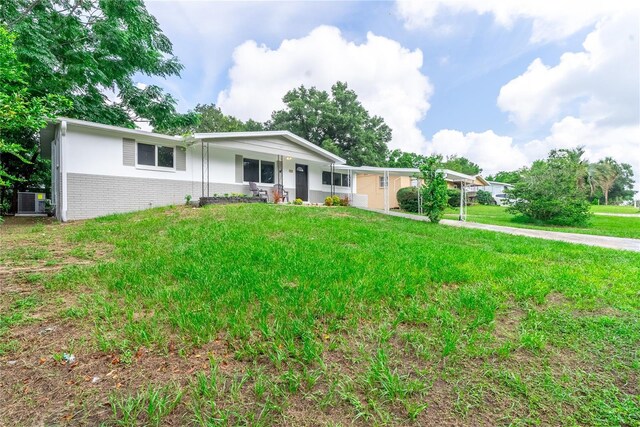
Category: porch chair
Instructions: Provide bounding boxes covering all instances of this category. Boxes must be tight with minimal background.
[249,182,268,200]
[272,184,289,203]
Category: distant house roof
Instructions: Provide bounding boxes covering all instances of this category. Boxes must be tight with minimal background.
[341,165,489,185]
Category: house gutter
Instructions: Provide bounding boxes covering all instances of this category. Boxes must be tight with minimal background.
[60,120,68,222]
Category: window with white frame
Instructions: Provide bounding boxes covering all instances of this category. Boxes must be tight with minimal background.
[379,175,388,188]
[243,158,275,183]
[137,143,174,168]
[322,171,350,187]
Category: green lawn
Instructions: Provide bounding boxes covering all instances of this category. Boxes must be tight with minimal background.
[1,205,639,426]
[444,205,640,239]
[591,205,640,214]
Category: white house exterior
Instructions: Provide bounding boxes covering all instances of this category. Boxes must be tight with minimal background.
[481,181,514,205]
[40,118,350,221]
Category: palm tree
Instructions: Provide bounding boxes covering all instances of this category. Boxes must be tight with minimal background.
[592,158,620,205]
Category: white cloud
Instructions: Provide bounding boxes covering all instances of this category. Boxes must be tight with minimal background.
[144,0,361,111]
[524,117,640,184]
[428,117,640,191]
[497,13,640,127]
[429,129,529,174]
[396,0,638,43]
[216,26,433,153]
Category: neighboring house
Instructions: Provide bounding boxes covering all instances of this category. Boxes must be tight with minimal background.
[347,167,488,210]
[346,167,419,211]
[40,118,348,221]
[479,181,514,205]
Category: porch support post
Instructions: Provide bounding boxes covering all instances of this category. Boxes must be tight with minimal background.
[201,141,205,198]
[201,141,210,198]
[384,170,390,213]
[350,168,354,203]
[330,163,335,197]
[458,181,464,221]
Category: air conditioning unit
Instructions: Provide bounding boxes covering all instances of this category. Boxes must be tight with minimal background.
[17,192,46,215]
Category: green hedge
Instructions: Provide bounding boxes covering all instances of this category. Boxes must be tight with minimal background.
[476,189,495,205]
[397,187,420,213]
[447,189,461,207]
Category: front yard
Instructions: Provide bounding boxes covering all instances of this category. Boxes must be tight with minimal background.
[444,204,640,239]
[1,204,639,426]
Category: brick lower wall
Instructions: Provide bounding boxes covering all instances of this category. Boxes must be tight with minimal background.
[66,173,246,220]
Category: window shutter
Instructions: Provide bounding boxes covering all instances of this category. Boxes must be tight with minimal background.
[122,138,135,166]
[235,155,243,183]
[176,146,187,171]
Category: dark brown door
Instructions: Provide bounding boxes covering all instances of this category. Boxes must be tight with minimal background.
[295,164,308,201]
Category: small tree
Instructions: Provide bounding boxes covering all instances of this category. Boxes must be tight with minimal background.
[419,156,448,223]
[476,190,494,205]
[507,148,591,226]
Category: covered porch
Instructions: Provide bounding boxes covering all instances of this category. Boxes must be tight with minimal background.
[193,131,347,204]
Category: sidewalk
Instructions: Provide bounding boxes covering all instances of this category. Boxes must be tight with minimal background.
[361,209,640,252]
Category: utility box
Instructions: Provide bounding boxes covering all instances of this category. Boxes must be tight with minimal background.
[17,192,46,215]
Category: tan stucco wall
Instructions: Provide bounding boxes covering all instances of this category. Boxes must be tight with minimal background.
[355,174,414,209]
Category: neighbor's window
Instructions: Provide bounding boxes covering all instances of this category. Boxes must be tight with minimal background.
[379,176,388,188]
[261,161,275,184]
[341,174,350,187]
[137,143,174,168]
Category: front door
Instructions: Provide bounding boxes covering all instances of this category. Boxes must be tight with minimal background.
[295,164,308,201]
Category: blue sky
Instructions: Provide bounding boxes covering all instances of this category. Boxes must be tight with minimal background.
[140,0,639,182]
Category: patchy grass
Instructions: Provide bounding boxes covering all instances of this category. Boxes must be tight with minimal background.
[0,205,639,426]
[445,204,640,239]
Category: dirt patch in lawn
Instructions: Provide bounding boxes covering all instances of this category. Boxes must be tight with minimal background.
[0,217,113,283]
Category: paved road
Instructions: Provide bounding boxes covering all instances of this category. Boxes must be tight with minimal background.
[361,209,640,252]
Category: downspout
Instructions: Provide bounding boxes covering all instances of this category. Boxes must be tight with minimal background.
[60,120,68,222]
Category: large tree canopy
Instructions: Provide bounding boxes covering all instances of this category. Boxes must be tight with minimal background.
[165,104,265,135]
[267,82,392,166]
[485,170,523,184]
[0,27,68,192]
[1,0,197,131]
[441,155,482,175]
[386,149,428,168]
[1,0,196,212]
